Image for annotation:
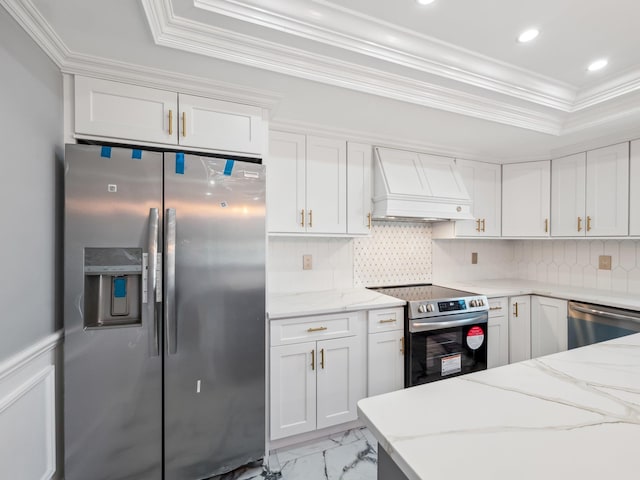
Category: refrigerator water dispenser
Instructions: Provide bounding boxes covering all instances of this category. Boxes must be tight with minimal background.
[83,247,143,328]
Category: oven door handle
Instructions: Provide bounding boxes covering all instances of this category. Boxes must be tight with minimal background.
[410,314,488,333]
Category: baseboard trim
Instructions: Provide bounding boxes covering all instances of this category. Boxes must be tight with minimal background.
[0,330,63,381]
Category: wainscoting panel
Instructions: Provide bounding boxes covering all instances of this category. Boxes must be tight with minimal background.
[0,332,60,480]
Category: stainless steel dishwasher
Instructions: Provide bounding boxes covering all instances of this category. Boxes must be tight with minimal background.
[568,301,640,349]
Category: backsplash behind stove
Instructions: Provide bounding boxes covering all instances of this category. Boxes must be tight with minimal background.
[353,221,432,287]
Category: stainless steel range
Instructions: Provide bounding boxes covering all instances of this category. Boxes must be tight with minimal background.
[370,284,489,387]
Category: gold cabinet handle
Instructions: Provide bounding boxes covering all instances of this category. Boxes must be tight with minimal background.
[379,318,396,324]
[168,109,173,135]
[476,219,481,232]
[513,302,519,318]
[400,337,405,355]
[182,112,186,137]
[481,219,486,232]
[320,348,325,369]
[311,349,315,371]
[544,218,549,233]
[489,306,503,311]
[587,216,592,232]
[307,326,327,333]
[309,209,313,228]
[300,209,305,227]
[367,212,372,230]
[577,216,582,232]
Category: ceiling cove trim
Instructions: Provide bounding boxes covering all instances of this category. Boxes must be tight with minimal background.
[143,0,563,135]
[193,0,576,111]
[0,0,282,109]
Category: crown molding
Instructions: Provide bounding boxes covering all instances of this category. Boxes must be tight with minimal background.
[0,0,68,67]
[573,66,640,111]
[143,0,563,135]
[193,0,576,111]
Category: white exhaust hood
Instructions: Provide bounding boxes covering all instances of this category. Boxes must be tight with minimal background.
[372,147,473,222]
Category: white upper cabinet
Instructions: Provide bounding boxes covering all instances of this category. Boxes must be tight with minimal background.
[502,161,551,237]
[306,136,347,234]
[266,131,348,235]
[551,153,586,236]
[74,76,264,155]
[347,142,373,235]
[75,76,177,145]
[630,140,640,235]
[178,94,263,154]
[453,160,502,237]
[552,143,629,237]
[585,142,629,236]
[267,131,306,233]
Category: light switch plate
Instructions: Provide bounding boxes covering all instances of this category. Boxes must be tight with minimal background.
[303,254,312,270]
[471,252,478,265]
[599,255,612,270]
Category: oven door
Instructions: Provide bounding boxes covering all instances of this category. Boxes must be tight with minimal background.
[406,311,488,387]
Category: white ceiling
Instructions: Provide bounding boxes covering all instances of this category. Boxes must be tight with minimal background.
[5,0,640,160]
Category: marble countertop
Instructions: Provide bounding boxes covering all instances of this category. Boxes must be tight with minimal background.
[436,278,640,310]
[268,288,405,319]
[358,333,640,480]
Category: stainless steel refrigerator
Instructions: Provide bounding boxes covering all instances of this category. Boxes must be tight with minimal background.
[64,144,266,480]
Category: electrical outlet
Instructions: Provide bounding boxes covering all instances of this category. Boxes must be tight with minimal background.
[598,255,612,270]
[471,252,478,265]
[303,254,312,270]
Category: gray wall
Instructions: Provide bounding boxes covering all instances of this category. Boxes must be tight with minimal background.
[0,6,63,361]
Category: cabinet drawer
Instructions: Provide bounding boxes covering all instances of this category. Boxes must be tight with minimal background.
[488,297,508,318]
[367,307,404,333]
[271,311,360,346]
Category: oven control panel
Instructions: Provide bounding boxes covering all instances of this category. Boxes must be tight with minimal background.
[412,296,488,318]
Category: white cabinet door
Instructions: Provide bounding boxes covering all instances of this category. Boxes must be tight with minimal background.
[531,297,568,358]
[585,142,629,236]
[178,94,264,154]
[551,153,586,237]
[267,131,306,233]
[502,161,550,237]
[306,136,347,234]
[367,330,404,396]
[347,142,373,235]
[487,297,509,368]
[508,295,531,363]
[316,335,362,429]
[270,342,317,440]
[630,140,640,235]
[455,160,502,237]
[75,76,177,144]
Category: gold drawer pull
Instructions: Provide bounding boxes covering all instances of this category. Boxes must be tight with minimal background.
[513,302,519,318]
[307,326,327,333]
[489,306,503,311]
[311,349,315,370]
[400,337,405,355]
[577,216,582,232]
[367,212,372,229]
[476,219,481,232]
[300,209,305,227]
[320,348,325,369]
[587,216,592,232]
[379,318,396,324]
[481,219,486,232]
[168,109,173,135]
[182,112,186,137]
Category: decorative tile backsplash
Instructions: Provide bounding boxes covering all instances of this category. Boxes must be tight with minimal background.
[353,221,432,287]
[514,239,640,294]
[432,239,516,282]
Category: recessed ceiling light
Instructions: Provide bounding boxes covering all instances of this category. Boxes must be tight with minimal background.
[517,29,539,43]
[416,0,435,5]
[587,59,608,72]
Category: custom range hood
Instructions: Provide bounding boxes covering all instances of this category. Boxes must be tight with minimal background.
[372,147,473,221]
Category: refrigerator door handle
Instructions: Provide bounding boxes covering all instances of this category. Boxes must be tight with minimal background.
[147,208,160,357]
[165,208,177,355]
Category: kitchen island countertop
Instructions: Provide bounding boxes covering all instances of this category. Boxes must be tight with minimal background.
[358,332,640,480]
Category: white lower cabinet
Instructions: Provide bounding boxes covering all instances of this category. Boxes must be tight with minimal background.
[269,312,365,440]
[487,297,509,368]
[508,295,531,363]
[531,296,568,358]
[367,307,405,396]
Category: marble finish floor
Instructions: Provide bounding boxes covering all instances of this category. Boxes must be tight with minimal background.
[212,427,378,480]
